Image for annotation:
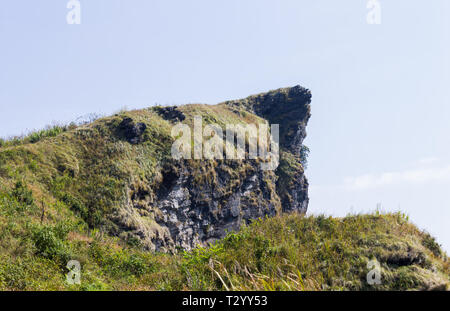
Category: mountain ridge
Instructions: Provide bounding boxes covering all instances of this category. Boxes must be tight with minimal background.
[0,86,311,252]
[0,87,448,291]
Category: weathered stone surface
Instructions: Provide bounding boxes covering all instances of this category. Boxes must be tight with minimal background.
[118,117,147,144]
[223,86,311,214]
[223,85,312,155]
[113,86,311,252]
[155,106,186,123]
[151,159,280,251]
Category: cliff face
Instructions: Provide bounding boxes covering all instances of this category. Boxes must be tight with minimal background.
[116,86,312,251]
[223,85,311,156]
[222,86,312,214]
[0,86,311,252]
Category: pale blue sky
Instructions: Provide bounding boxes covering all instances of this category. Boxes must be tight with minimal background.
[1,1,449,250]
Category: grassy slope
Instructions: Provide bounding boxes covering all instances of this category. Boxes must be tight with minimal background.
[0,208,448,290]
[0,108,448,291]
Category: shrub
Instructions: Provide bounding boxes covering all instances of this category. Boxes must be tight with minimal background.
[183,243,224,267]
[61,193,88,220]
[422,233,442,257]
[32,224,71,264]
[300,145,310,169]
[28,125,66,144]
[12,180,34,206]
[126,235,142,248]
[0,259,28,290]
[89,243,152,278]
[122,254,148,276]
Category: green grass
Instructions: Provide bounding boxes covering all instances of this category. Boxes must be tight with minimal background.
[0,124,77,148]
[0,195,448,291]
[177,213,449,291]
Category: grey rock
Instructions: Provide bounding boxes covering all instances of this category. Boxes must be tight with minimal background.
[114,86,311,252]
[118,117,147,144]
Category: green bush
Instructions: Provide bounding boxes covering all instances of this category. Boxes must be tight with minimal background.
[32,224,71,264]
[183,243,224,267]
[89,242,152,278]
[61,193,89,220]
[300,145,310,169]
[0,259,28,290]
[121,254,148,276]
[12,180,34,206]
[0,192,27,215]
[422,233,442,257]
[28,125,66,144]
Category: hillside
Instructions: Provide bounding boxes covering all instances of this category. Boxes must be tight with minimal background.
[0,86,311,252]
[0,211,448,290]
[0,86,448,290]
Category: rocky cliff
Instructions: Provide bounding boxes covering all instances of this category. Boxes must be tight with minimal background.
[0,86,311,252]
[115,86,312,251]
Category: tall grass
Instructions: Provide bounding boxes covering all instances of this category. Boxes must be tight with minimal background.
[0,112,103,148]
[0,124,76,147]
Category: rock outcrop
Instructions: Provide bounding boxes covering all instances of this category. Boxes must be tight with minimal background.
[0,86,311,253]
[118,117,147,144]
[112,86,312,251]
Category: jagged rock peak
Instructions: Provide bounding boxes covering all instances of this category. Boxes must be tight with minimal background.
[222,85,311,155]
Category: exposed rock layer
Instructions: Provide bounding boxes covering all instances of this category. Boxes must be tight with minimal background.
[114,86,312,251]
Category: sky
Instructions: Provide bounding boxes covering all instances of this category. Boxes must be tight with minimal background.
[1,1,449,251]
